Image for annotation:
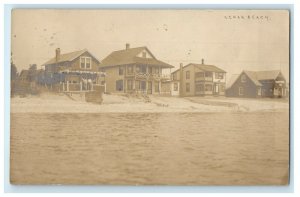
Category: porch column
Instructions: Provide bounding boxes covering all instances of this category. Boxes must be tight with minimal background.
[145,80,148,94]
[159,81,162,94]
[67,81,69,92]
[123,80,126,93]
[80,81,82,91]
[153,81,155,94]
[133,79,136,90]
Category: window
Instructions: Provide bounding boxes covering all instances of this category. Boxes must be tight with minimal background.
[137,65,147,73]
[142,52,147,58]
[186,71,190,79]
[241,74,247,83]
[195,72,204,78]
[116,80,123,91]
[154,82,159,92]
[205,84,212,91]
[154,67,159,74]
[80,57,85,68]
[127,65,133,74]
[135,81,140,90]
[127,80,133,90]
[174,82,178,91]
[239,87,244,95]
[186,83,190,92]
[86,58,91,69]
[119,67,124,75]
[141,81,146,90]
[205,72,212,77]
[80,57,92,69]
[136,65,140,73]
[196,84,204,92]
[173,73,177,80]
[215,73,224,79]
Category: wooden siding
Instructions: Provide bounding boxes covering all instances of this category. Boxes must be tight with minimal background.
[226,73,260,98]
[104,66,125,93]
[70,51,100,72]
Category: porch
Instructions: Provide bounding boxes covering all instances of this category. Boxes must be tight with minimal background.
[124,79,162,95]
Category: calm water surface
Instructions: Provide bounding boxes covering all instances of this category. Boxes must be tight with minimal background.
[10,112,289,185]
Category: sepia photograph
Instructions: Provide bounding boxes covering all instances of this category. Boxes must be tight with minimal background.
[9,9,290,185]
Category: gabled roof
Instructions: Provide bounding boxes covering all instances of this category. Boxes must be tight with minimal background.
[226,74,239,88]
[100,46,173,68]
[194,63,226,73]
[254,70,283,81]
[227,70,284,89]
[243,70,263,86]
[172,63,226,74]
[19,70,29,78]
[43,49,100,66]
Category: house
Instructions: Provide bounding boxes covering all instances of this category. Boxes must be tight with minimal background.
[99,44,174,94]
[226,70,287,98]
[171,60,226,97]
[40,48,105,92]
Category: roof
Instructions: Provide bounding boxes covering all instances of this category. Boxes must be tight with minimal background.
[227,70,283,89]
[19,70,29,77]
[243,70,263,86]
[194,64,226,73]
[172,63,226,74]
[100,46,174,68]
[43,49,100,66]
[226,74,239,89]
[253,70,282,80]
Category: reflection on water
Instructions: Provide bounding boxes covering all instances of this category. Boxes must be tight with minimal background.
[10,111,289,185]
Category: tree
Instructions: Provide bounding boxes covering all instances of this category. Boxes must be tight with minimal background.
[28,64,37,82]
[11,52,18,80]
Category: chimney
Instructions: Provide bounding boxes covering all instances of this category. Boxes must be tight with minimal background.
[126,43,130,50]
[179,63,184,97]
[201,58,204,64]
[55,48,61,62]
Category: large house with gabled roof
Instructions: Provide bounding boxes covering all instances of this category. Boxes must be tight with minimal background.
[99,43,174,94]
[39,48,105,92]
[226,70,287,98]
[171,60,227,97]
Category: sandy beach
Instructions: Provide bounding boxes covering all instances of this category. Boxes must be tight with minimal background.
[10,93,289,113]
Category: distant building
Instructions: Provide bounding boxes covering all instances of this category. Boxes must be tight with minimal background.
[18,70,30,82]
[41,48,105,92]
[99,44,174,94]
[171,60,226,97]
[226,70,287,98]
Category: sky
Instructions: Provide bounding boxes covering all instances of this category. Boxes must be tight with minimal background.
[11,9,290,80]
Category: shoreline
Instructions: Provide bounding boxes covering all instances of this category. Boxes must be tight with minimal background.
[10,93,289,114]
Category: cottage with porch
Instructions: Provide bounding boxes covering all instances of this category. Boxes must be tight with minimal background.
[40,48,105,93]
[171,60,226,97]
[99,44,174,94]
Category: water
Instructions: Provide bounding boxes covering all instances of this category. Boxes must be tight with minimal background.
[10,111,289,185]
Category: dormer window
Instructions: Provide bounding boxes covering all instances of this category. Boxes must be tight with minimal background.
[142,52,147,58]
[86,58,91,69]
[80,57,92,69]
